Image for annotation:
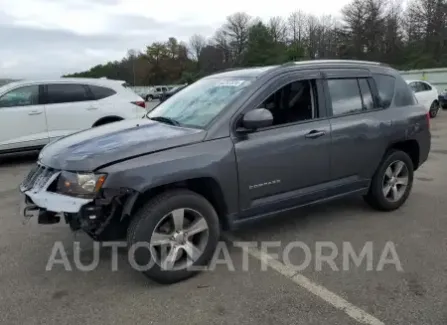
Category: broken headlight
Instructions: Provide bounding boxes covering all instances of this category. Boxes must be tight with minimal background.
[56,171,107,198]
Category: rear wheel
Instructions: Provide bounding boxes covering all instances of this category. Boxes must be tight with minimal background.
[429,101,439,118]
[127,189,220,284]
[146,95,154,101]
[364,150,414,211]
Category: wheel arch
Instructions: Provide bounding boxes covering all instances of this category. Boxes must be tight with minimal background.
[92,115,124,127]
[123,177,230,230]
[385,139,420,170]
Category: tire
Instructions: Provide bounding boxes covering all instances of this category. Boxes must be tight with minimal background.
[146,95,154,101]
[429,101,439,118]
[127,189,220,284]
[364,150,414,211]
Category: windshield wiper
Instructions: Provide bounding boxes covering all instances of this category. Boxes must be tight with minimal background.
[149,116,181,126]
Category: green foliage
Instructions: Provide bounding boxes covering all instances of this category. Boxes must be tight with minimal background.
[65,0,447,84]
[243,22,289,66]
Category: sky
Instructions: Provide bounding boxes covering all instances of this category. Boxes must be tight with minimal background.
[0,0,350,79]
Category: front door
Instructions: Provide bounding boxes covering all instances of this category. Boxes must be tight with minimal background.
[233,71,331,217]
[0,84,48,152]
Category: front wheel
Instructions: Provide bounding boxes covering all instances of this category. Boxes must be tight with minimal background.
[127,189,220,284]
[429,101,439,118]
[364,150,414,211]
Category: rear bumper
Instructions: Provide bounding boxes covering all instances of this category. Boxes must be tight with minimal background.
[418,130,431,168]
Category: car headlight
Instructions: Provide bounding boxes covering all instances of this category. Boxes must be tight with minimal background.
[56,171,107,198]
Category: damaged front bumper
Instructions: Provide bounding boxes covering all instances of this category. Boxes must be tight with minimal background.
[19,170,94,224]
[19,164,135,239]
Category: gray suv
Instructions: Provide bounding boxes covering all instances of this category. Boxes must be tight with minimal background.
[19,60,431,284]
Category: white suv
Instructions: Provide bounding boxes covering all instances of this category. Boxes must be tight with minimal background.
[0,78,146,154]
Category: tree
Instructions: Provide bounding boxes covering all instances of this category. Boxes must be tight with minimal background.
[189,34,207,60]
[288,10,306,44]
[220,12,252,65]
[341,0,368,58]
[65,5,447,83]
[243,21,287,66]
[405,0,447,65]
[268,16,288,43]
[287,11,307,61]
[199,45,226,74]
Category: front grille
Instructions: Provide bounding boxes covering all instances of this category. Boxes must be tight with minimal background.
[21,164,57,192]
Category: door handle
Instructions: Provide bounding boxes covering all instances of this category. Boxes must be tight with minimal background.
[86,107,98,110]
[305,130,326,139]
[28,110,42,116]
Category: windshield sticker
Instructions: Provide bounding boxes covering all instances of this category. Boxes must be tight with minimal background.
[216,80,247,87]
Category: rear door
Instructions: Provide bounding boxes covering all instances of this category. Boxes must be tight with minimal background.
[43,83,101,141]
[322,69,390,194]
[0,84,49,152]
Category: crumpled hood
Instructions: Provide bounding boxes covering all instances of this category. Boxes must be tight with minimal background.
[39,119,206,171]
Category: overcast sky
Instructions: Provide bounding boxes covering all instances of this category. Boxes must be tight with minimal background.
[0,0,349,79]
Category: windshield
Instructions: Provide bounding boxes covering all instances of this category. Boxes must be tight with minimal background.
[147,77,253,129]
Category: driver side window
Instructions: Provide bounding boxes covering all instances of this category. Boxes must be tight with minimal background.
[0,85,40,108]
[259,79,317,127]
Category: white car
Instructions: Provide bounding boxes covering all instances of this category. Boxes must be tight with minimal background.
[406,80,440,118]
[0,78,147,154]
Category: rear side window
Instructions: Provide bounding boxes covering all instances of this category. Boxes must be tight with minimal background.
[394,77,416,107]
[46,84,91,104]
[327,79,363,115]
[372,74,395,108]
[88,85,116,100]
[358,79,374,110]
[421,82,432,91]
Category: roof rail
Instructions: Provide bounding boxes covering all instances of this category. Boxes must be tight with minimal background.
[281,59,389,67]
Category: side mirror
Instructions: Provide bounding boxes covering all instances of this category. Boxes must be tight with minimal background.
[240,108,273,131]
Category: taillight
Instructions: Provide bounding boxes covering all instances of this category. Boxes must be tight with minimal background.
[132,101,146,109]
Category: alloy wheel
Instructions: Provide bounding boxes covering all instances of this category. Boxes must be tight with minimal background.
[382,160,409,202]
[150,208,209,271]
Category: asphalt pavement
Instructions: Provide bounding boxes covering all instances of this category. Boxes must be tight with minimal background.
[1,110,446,325]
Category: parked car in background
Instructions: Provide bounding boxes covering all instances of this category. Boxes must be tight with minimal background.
[439,89,447,109]
[159,84,188,102]
[406,80,440,118]
[19,60,430,284]
[0,78,146,154]
[145,86,169,101]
